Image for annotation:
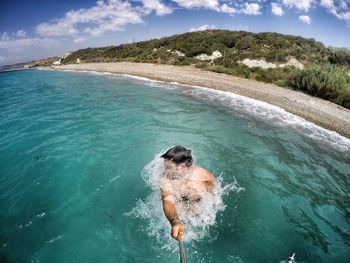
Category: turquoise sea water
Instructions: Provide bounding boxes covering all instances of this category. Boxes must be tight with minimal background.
[0,69,349,263]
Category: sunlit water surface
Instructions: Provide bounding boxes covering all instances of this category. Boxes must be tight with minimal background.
[0,69,349,263]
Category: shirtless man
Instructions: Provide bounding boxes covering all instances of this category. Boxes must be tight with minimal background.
[160,146,215,241]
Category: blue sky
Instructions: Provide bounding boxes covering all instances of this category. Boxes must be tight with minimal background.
[0,0,349,66]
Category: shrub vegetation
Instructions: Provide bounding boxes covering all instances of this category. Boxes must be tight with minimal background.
[288,64,350,108]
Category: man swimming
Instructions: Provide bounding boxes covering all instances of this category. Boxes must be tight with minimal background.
[160,146,215,241]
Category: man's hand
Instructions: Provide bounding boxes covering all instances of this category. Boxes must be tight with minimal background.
[171,220,185,240]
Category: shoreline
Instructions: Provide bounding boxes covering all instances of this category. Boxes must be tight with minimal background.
[0,67,31,73]
[53,62,350,139]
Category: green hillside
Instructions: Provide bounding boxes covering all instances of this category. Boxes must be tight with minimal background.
[62,30,350,109]
[63,30,338,64]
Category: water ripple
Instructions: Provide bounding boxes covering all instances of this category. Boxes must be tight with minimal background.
[0,70,349,263]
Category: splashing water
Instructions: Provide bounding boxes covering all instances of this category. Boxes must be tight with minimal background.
[127,152,244,249]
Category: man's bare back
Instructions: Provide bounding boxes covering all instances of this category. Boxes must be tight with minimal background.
[161,166,214,202]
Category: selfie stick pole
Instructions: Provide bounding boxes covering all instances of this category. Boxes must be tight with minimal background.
[178,240,187,263]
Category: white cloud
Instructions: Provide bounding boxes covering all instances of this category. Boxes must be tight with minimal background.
[16,30,27,38]
[36,21,78,37]
[73,37,87,43]
[337,11,350,22]
[242,3,261,15]
[141,0,173,16]
[299,15,311,24]
[189,24,216,32]
[271,3,284,16]
[0,55,5,61]
[1,32,11,41]
[320,0,350,23]
[171,0,220,10]
[320,0,334,9]
[170,0,241,15]
[172,0,237,14]
[1,31,59,53]
[0,36,60,52]
[340,0,348,9]
[36,0,143,38]
[220,3,237,14]
[171,0,348,23]
[320,0,338,16]
[283,0,314,12]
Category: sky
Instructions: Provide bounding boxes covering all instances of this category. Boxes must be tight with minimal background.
[0,0,349,66]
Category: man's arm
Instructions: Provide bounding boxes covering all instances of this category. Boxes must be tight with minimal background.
[160,188,185,240]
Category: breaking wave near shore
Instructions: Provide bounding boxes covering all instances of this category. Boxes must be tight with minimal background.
[127,152,244,249]
[52,68,350,153]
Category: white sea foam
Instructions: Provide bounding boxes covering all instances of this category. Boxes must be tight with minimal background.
[45,235,63,244]
[37,67,54,71]
[227,255,245,263]
[54,69,180,90]
[52,68,350,152]
[108,175,120,183]
[180,86,350,152]
[127,152,244,248]
[160,79,350,152]
[142,78,350,152]
[36,212,46,218]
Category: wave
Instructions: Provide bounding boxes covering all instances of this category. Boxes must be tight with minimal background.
[181,85,350,152]
[51,68,350,152]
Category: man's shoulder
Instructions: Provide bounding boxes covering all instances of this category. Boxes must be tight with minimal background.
[160,176,171,186]
[160,177,174,194]
[192,166,215,182]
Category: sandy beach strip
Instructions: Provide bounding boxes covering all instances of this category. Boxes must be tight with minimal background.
[54,62,350,139]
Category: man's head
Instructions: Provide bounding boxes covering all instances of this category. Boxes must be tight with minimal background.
[161,146,193,168]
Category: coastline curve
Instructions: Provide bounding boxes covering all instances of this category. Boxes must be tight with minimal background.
[50,62,350,141]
